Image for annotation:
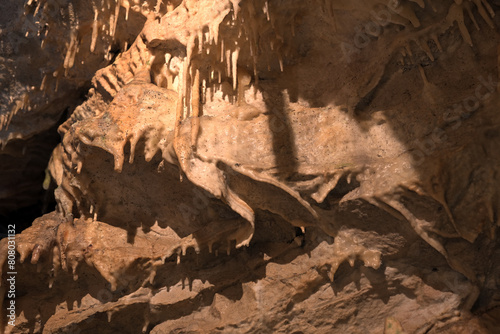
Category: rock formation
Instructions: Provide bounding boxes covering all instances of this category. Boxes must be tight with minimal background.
[1,0,500,333]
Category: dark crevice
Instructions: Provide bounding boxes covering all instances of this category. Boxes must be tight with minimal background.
[0,85,90,239]
[315,176,361,210]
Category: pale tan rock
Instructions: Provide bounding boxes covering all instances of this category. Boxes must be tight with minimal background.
[1,0,500,333]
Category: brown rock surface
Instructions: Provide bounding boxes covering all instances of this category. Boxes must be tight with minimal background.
[1,0,500,333]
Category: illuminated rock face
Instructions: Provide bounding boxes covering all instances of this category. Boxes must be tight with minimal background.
[1,0,500,333]
[0,0,150,214]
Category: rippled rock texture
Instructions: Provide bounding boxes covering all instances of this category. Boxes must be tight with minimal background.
[1,0,500,333]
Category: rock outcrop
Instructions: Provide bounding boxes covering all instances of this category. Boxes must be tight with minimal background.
[1,0,500,333]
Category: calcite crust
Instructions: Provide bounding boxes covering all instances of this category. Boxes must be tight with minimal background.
[1,0,500,333]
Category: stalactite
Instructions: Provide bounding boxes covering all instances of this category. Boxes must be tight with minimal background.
[191,66,201,148]
[231,46,239,90]
[91,6,99,52]
[63,3,80,75]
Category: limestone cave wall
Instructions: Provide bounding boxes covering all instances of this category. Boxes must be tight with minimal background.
[1,0,500,333]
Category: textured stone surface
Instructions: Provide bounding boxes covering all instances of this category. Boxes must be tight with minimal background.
[0,0,149,214]
[1,0,500,333]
